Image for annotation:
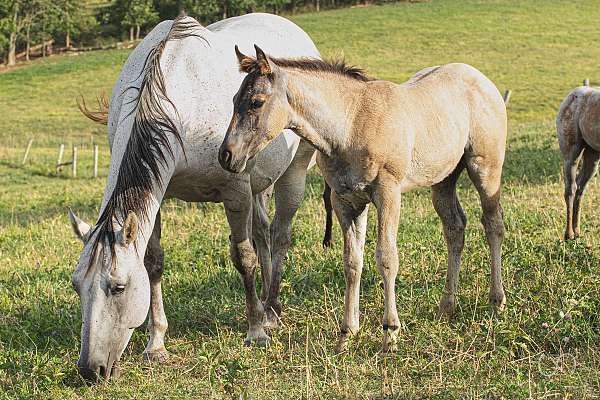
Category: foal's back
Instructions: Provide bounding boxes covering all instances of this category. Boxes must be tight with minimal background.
[358,63,506,190]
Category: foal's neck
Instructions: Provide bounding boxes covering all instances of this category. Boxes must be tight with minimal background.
[285,70,365,156]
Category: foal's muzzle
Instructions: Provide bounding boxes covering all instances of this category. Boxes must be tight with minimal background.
[218,140,247,173]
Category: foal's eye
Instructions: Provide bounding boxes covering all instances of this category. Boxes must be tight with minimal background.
[251,98,265,109]
[111,285,126,296]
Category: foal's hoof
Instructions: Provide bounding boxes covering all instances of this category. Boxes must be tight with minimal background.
[143,349,170,364]
[244,331,270,347]
[382,329,399,353]
[489,291,507,313]
[437,293,456,319]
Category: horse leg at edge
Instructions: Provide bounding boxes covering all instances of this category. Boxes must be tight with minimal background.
[572,147,600,238]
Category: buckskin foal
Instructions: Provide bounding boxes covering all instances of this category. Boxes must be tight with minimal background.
[219,46,508,353]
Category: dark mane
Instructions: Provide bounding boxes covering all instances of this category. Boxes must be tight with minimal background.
[88,14,206,267]
[270,57,372,82]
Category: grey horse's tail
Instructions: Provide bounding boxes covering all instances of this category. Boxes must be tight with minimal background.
[322,181,334,248]
[77,93,109,125]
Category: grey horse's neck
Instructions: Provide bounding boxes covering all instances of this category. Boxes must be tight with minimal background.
[285,69,366,156]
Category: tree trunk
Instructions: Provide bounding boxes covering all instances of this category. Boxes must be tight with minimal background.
[316,0,320,12]
[222,1,228,19]
[8,32,17,66]
[65,9,71,49]
[136,25,140,40]
[7,3,19,66]
[26,22,31,61]
[129,26,134,42]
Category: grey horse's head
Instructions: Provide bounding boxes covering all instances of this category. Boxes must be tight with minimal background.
[68,209,149,382]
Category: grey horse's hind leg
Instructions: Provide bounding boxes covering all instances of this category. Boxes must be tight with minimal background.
[562,140,585,240]
[224,190,269,346]
[322,181,334,248]
[572,146,600,238]
[432,162,467,319]
[143,211,169,363]
[253,187,273,301]
[264,141,315,329]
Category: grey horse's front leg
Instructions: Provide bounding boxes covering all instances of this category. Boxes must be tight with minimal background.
[143,211,169,363]
[264,141,315,329]
[252,187,273,301]
[224,187,269,346]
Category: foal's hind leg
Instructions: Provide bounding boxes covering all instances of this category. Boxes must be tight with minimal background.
[562,141,585,240]
[143,211,169,363]
[432,163,467,319]
[572,147,600,238]
[466,156,506,312]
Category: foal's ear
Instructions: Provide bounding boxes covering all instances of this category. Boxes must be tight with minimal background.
[235,45,256,74]
[68,209,92,244]
[254,45,272,75]
[119,211,139,247]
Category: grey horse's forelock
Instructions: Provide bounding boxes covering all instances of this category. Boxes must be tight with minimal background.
[87,14,208,269]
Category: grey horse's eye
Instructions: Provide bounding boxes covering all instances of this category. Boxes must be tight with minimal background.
[111,285,126,296]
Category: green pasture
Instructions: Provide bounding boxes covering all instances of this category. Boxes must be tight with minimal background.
[1,0,599,398]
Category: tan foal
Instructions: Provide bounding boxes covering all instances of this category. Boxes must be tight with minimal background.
[219,45,508,352]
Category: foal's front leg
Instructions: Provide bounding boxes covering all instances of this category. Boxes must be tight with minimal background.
[373,185,401,353]
[332,192,368,353]
[224,188,269,346]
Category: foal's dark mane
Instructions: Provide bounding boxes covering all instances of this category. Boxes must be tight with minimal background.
[88,14,207,267]
[270,57,372,82]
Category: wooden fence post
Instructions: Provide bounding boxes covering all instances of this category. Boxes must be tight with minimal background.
[22,139,33,165]
[72,146,77,177]
[56,144,65,174]
[93,145,99,178]
[503,89,512,105]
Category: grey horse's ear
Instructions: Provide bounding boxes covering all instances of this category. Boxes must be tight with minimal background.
[235,45,256,73]
[68,209,92,244]
[254,44,272,75]
[119,211,139,246]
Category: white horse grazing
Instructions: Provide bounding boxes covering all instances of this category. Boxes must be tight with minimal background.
[69,13,319,381]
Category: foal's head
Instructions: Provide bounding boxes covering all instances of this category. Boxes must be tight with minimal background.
[219,45,291,173]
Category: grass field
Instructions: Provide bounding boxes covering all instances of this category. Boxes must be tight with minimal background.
[1,0,600,398]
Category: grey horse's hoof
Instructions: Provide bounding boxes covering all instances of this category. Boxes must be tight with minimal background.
[263,309,280,330]
[489,290,507,313]
[143,349,169,364]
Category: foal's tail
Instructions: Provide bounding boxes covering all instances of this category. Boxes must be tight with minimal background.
[77,93,109,125]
